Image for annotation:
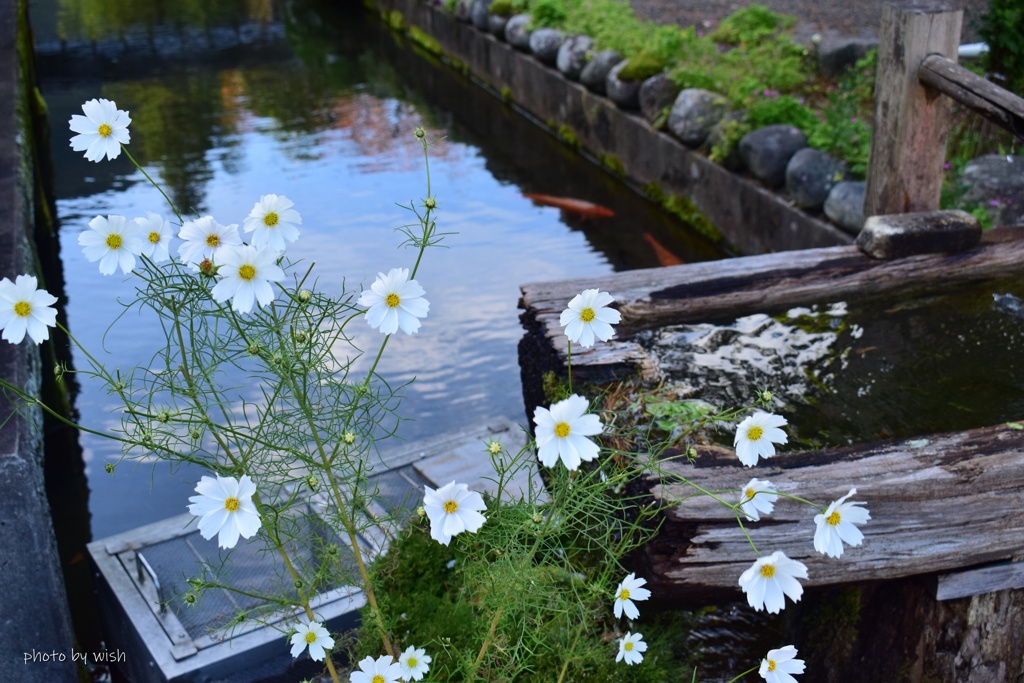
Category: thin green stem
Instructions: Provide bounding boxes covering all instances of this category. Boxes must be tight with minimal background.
[727,664,760,682]
[121,145,182,224]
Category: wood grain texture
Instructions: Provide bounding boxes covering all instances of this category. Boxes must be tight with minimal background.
[937,561,1024,601]
[918,54,1024,140]
[634,421,1024,603]
[864,2,962,216]
[519,226,1024,389]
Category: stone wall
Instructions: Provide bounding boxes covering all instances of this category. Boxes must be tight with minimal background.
[368,0,854,255]
[0,0,78,680]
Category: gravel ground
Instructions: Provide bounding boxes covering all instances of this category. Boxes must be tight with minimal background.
[627,0,991,44]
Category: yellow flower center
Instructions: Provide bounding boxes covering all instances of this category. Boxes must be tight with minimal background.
[385,293,400,308]
[98,123,112,137]
[624,641,634,652]
[305,631,317,644]
[206,233,221,248]
[747,426,764,441]
[407,657,418,667]
[238,264,256,281]
[372,677,385,683]
[767,659,777,672]
[13,301,31,317]
[148,231,161,244]
[745,488,755,500]
[619,588,630,601]
[444,499,458,513]
[555,422,571,438]
[106,233,123,250]
[263,212,279,227]
[827,510,842,526]
[760,564,776,579]
[580,307,595,322]
[224,497,240,512]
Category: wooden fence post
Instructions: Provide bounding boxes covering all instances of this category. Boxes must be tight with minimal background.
[864,1,962,218]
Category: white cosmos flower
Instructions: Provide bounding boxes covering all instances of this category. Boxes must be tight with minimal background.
[187,474,262,549]
[243,194,301,253]
[289,618,335,661]
[358,268,429,335]
[0,275,58,345]
[533,394,602,471]
[739,478,779,522]
[813,488,870,558]
[738,551,808,614]
[134,212,173,263]
[69,98,131,162]
[350,654,402,683]
[559,288,621,348]
[397,645,432,681]
[422,481,487,546]
[211,245,285,314]
[734,411,788,467]
[177,216,242,266]
[759,645,805,683]
[613,573,651,620]
[79,214,144,275]
[615,631,647,665]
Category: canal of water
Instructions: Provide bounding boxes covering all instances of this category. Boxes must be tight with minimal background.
[31,0,726,542]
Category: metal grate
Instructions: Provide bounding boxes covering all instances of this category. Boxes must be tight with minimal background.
[362,465,430,516]
[139,516,359,641]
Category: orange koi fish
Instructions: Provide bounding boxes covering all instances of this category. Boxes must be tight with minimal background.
[522,194,615,217]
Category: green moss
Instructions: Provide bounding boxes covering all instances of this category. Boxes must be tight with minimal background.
[802,586,863,672]
[642,181,666,203]
[541,370,570,404]
[600,153,624,176]
[662,194,725,243]
[557,124,582,149]
[489,0,514,16]
[708,3,796,45]
[709,117,748,164]
[385,9,404,31]
[616,52,665,81]
[408,25,442,55]
[500,85,514,103]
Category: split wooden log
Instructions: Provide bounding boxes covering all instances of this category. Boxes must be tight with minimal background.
[634,420,1024,605]
[918,54,1024,141]
[518,227,1024,412]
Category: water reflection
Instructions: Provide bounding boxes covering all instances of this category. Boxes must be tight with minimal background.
[35,0,726,541]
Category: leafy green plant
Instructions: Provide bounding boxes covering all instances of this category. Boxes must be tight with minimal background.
[708,3,795,46]
[978,0,1024,95]
[617,51,666,81]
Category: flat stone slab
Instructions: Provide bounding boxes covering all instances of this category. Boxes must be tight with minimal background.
[857,210,982,259]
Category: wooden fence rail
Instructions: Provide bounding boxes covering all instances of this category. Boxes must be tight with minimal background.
[918,54,1024,139]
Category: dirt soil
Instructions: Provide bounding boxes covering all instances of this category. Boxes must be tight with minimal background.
[627,0,991,44]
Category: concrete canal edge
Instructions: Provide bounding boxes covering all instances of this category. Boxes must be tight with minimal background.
[366,0,853,255]
[0,0,79,680]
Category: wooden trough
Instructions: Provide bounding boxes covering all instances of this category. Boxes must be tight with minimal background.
[519,224,1024,600]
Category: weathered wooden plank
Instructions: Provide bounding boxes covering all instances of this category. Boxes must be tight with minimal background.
[918,54,1024,140]
[519,227,1024,388]
[633,421,1024,604]
[937,561,1024,601]
[865,1,962,216]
